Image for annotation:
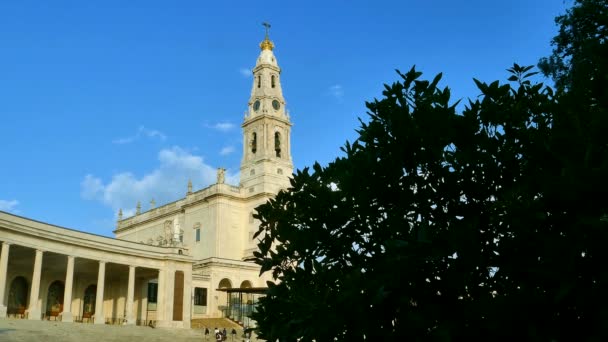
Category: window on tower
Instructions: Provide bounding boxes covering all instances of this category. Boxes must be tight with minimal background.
[251,132,257,154]
[271,75,276,88]
[257,76,261,88]
[274,132,281,157]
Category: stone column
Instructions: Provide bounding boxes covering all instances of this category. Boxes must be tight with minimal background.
[0,242,10,318]
[139,281,148,323]
[125,265,136,325]
[156,269,166,325]
[60,255,75,322]
[94,261,105,324]
[165,269,175,323]
[181,267,192,328]
[27,249,43,320]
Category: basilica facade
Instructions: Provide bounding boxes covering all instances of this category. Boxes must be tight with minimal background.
[0,32,292,328]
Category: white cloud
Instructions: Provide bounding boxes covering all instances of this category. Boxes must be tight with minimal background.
[81,146,240,216]
[219,146,235,156]
[112,126,167,144]
[81,175,103,200]
[205,122,236,132]
[0,199,19,213]
[239,68,252,77]
[142,127,166,140]
[328,84,344,100]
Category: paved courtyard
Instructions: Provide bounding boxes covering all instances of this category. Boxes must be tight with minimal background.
[0,319,239,342]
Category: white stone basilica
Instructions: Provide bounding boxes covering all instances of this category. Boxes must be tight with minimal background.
[0,31,292,328]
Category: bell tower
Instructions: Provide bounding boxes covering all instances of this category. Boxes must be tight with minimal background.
[240,24,293,195]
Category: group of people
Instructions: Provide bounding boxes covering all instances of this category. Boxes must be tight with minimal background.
[203,327,250,341]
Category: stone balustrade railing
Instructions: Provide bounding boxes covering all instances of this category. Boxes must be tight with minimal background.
[116,183,243,230]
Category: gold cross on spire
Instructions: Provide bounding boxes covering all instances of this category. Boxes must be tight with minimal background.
[260,22,274,51]
[262,22,271,37]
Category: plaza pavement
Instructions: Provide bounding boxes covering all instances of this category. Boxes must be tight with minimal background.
[0,318,258,342]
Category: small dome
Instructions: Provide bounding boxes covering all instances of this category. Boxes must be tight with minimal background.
[256,49,279,68]
[260,36,274,51]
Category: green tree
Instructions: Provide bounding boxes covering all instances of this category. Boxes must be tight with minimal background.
[251,1,608,340]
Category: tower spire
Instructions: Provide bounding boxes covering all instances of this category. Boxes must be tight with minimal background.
[241,29,293,194]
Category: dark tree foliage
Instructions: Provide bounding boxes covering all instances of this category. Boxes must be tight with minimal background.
[538,0,607,101]
[251,2,608,340]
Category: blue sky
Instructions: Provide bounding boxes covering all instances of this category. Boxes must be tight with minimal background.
[0,0,568,236]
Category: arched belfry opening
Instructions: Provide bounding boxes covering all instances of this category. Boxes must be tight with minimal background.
[274,132,281,158]
[251,132,257,154]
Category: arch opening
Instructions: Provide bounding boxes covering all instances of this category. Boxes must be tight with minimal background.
[218,278,232,289]
[46,280,65,317]
[7,276,28,317]
[82,284,96,319]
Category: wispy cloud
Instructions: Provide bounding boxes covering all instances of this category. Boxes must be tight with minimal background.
[328,84,344,100]
[112,126,167,144]
[0,199,19,213]
[81,146,240,218]
[239,68,252,77]
[205,122,236,132]
[219,146,235,156]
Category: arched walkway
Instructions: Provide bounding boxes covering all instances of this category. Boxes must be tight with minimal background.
[0,213,194,327]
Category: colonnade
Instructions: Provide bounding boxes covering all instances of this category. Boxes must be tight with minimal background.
[0,241,192,328]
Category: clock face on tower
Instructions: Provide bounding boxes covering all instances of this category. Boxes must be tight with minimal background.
[272,100,280,110]
[253,100,260,111]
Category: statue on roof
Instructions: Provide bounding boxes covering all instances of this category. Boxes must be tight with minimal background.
[217,168,226,184]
